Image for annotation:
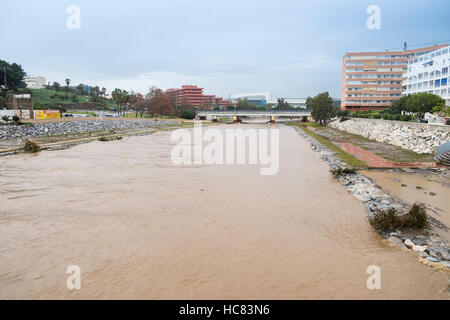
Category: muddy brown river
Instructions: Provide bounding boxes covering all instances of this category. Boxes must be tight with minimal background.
[0,125,448,299]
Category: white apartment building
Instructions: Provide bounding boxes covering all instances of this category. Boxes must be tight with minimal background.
[403,45,450,106]
[24,76,46,89]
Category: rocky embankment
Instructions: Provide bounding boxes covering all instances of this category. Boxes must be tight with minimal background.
[293,125,450,270]
[0,119,179,140]
[329,118,450,155]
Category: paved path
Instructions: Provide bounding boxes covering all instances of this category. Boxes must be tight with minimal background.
[338,142,438,168]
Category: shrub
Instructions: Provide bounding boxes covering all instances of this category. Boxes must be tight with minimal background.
[23,139,41,153]
[180,109,196,119]
[339,116,350,122]
[2,115,10,122]
[12,115,20,122]
[99,136,122,142]
[331,167,357,178]
[399,114,412,122]
[369,203,428,230]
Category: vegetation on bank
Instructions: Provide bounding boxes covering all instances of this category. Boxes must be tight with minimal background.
[23,139,41,153]
[370,203,428,230]
[331,167,358,178]
[99,135,123,142]
[2,115,23,125]
[294,123,368,168]
[307,92,335,125]
[339,92,448,122]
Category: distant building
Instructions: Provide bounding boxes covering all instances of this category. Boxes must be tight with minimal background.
[166,85,230,109]
[403,45,450,106]
[341,45,446,112]
[24,76,46,89]
[268,98,307,108]
[231,93,269,106]
[166,85,204,108]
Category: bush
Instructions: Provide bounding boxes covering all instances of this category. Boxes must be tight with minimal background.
[339,116,350,122]
[99,136,122,142]
[2,115,10,122]
[23,139,41,153]
[369,203,428,230]
[180,109,196,120]
[331,167,357,178]
[12,115,20,122]
[399,114,412,122]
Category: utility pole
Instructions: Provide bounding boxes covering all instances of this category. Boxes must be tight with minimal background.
[2,66,8,104]
[2,65,8,91]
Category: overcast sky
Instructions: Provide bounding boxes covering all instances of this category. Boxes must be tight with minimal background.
[1,0,449,98]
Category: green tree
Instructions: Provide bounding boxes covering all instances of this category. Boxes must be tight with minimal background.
[390,95,411,114]
[406,92,445,119]
[236,98,254,110]
[111,88,130,116]
[77,83,84,95]
[308,92,335,125]
[65,78,71,96]
[0,60,26,96]
[52,82,61,92]
[276,98,290,110]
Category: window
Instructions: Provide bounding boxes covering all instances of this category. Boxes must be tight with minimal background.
[442,78,448,86]
[443,67,448,75]
[435,79,441,87]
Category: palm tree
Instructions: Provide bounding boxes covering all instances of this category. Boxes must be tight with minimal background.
[77,83,84,95]
[101,87,106,109]
[93,86,100,110]
[65,78,70,96]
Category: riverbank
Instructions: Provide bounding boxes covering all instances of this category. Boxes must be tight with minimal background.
[291,123,450,273]
[0,119,197,156]
[329,118,450,155]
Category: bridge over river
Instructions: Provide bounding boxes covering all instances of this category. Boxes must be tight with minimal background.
[197,110,311,123]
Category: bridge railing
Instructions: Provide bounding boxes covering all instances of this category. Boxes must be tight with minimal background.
[197,110,311,115]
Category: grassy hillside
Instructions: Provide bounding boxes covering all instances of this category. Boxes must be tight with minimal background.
[30,88,116,110]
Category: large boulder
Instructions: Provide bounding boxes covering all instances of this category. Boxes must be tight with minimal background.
[435,140,450,166]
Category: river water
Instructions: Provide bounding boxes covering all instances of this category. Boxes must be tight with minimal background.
[0,124,448,299]
[362,170,450,242]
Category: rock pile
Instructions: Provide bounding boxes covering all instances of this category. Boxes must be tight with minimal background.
[0,119,179,140]
[329,119,450,155]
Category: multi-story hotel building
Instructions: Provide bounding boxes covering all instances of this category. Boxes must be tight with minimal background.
[166,85,204,108]
[341,45,447,111]
[166,85,230,109]
[403,45,450,106]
